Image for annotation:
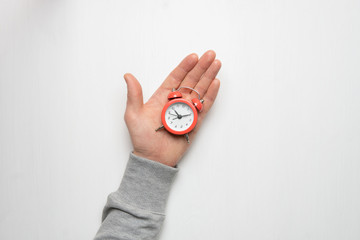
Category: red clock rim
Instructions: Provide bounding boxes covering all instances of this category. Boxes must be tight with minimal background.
[161,98,198,135]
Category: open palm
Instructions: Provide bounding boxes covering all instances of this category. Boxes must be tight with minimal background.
[124,50,221,167]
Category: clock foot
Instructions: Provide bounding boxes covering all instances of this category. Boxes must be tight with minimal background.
[185,133,190,144]
[155,125,164,131]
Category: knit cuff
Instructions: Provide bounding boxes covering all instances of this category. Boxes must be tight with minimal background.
[116,152,179,214]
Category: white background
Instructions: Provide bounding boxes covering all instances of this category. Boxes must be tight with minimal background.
[1,0,360,239]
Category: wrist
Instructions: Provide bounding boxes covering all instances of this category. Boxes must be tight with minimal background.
[132,150,178,167]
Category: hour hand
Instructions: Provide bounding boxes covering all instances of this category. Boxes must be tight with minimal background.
[174,110,181,117]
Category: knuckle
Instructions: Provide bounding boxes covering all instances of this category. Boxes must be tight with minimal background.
[204,95,215,105]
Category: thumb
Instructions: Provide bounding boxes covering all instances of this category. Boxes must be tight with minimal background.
[124,73,143,111]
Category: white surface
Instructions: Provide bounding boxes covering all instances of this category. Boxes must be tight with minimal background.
[1,0,360,239]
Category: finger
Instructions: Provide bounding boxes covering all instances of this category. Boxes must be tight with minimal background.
[191,59,221,99]
[149,53,198,104]
[190,78,220,136]
[124,73,143,111]
[160,53,198,90]
[198,78,221,122]
[180,50,216,93]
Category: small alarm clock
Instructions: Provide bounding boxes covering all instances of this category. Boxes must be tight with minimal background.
[156,87,204,143]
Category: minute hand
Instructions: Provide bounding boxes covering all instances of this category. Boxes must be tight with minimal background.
[182,114,192,117]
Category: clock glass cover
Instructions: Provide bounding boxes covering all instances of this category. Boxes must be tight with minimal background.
[164,101,195,132]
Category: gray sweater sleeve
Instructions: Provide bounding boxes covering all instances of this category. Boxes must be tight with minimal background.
[94,152,179,240]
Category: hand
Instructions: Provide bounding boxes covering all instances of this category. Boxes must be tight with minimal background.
[124,50,221,167]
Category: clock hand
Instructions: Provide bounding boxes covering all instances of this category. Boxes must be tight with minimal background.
[174,110,183,119]
[182,114,192,117]
[174,110,182,117]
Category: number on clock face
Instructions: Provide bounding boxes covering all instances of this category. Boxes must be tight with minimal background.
[164,102,194,132]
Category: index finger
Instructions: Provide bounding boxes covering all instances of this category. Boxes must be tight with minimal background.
[160,53,198,91]
[150,53,198,103]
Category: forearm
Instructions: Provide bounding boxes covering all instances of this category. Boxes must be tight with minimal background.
[94,153,178,240]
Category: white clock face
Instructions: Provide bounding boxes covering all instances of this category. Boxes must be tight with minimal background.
[164,101,195,132]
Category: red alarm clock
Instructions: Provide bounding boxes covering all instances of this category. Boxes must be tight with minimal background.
[156,87,204,143]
